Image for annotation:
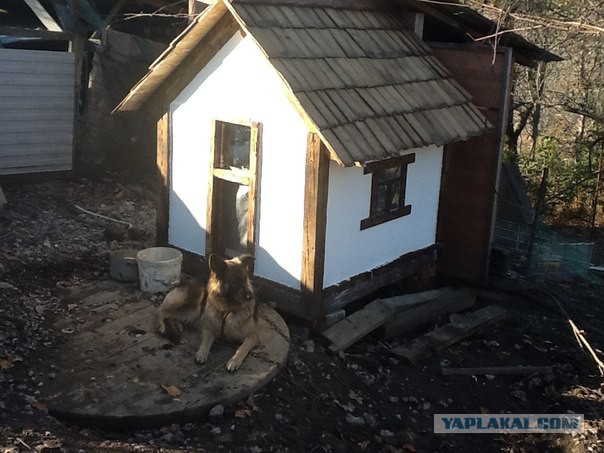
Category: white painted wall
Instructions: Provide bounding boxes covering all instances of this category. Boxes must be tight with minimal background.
[323,146,443,287]
[170,31,309,288]
[0,49,74,175]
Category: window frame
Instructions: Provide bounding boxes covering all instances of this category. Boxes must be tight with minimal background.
[360,153,416,230]
[206,118,261,259]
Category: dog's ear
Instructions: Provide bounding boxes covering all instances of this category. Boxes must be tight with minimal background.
[208,254,227,277]
[238,254,255,273]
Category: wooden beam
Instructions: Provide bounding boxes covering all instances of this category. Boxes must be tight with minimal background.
[90,0,127,39]
[300,134,330,319]
[322,299,394,352]
[24,0,63,32]
[391,305,508,362]
[246,122,261,257]
[69,31,86,170]
[205,119,218,256]
[381,288,476,340]
[156,112,170,245]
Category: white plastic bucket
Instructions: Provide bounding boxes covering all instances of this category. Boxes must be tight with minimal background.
[136,247,183,293]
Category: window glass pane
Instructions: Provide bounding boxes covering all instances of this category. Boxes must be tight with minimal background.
[219,123,250,170]
[375,166,403,214]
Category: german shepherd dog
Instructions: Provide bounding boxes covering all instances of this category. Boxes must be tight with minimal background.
[157,254,258,371]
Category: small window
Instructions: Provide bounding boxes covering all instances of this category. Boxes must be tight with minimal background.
[361,153,415,230]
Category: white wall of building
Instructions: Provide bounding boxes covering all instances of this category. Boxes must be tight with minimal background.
[323,146,443,287]
[169,31,309,288]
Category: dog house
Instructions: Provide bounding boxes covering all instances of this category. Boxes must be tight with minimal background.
[115,0,494,320]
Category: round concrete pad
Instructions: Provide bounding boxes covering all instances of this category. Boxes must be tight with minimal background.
[41,285,289,429]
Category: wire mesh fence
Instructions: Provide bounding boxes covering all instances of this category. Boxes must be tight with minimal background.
[494,220,593,280]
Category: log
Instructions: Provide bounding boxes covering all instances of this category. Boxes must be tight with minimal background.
[391,305,508,362]
[381,288,476,339]
[442,366,553,376]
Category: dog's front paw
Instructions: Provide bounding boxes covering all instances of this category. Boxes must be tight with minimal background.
[195,350,209,364]
[226,355,243,372]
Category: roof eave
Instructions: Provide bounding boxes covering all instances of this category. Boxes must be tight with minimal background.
[113,0,229,113]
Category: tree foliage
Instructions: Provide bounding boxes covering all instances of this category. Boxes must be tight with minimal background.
[465,0,604,224]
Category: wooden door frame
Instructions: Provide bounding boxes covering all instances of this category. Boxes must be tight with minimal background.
[205,118,261,259]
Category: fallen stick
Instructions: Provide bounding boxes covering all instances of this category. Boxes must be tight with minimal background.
[568,318,604,376]
[74,205,132,229]
[545,290,604,377]
[442,366,553,376]
[16,438,34,451]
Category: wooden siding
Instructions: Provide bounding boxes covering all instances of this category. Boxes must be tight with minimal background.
[0,48,74,175]
[434,45,514,283]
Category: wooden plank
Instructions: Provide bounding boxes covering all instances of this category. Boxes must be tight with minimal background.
[322,299,394,352]
[24,0,63,31]
[300,134,330,319]
[42,296,289,429]
[391,305,508,362]
[442,366,553,377]
[379,287,458,312]
[382,288,476,339]
[246,121,261,256]
[434,46,512,283]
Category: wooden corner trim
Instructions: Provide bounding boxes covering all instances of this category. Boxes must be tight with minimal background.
[300,133,330,318]
[156,112,170,245]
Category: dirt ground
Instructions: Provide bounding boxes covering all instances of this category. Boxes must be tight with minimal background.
[0,174,603,453]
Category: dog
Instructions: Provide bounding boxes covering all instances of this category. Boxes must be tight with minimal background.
[157,276,206,344]
[157,254,259,371]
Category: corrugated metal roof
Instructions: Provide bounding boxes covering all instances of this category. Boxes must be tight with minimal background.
[116,0,492,166]
[230,0,490,166]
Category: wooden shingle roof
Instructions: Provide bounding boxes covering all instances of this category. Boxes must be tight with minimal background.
[230,0,489,166]
[116,0,491,167]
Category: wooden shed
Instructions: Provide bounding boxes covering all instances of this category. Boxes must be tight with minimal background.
[115,0,498,321]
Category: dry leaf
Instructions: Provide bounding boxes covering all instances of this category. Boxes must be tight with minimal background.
[0,355,14,370]
[30,400,47,412]
[67,303,77,311]
[234,408,252,418]
[161,384,181,398]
